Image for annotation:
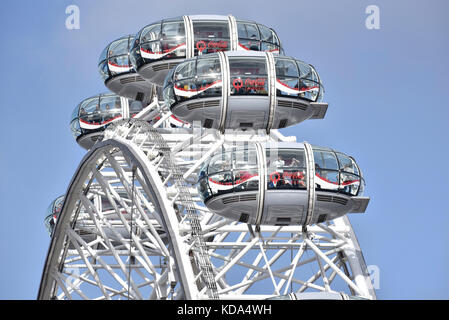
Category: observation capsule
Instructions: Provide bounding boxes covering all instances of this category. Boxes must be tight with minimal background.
[164,51,327,131]
[44,195,65,236]
[98,35,155,104]
[197,142,369,226]
[44,194,168,243]
[130,15,284,86]
[70,92,145,149]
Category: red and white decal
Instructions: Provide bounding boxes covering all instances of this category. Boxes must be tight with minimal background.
[140,43,186,59]
[238,43,251,51]
[107,61,132,73]
[315,173,359,190]
[174,80,222,98]
[209,173,258,193]
[275,80,319,95]
[169,114,191,128]
[79,115,122,129]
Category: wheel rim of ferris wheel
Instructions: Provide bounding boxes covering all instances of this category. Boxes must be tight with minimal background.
[38,118,376,300]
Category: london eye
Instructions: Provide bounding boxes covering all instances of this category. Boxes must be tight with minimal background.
[38,14,376,301]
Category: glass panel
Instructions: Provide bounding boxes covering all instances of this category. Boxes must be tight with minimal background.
[272,31,280,46]
[233,169,259,191]
[297,60,312,78]
[198,162,208,180]
[275,58,300,98]
[140,41,163,60]
[71,104,80,122]
[336,153,359,175]
[108,38,129,57]
[261,42,280,53]
[79,97,101,125]
[359,178,365,195]
[53,197,64,216]
[258,25,273,42]
[161,21,185,39]
[237,22,260,40]
[208,152,232,175]
[129,101,144,117]
[233,149,258,169]
[315,169,339,191]
[99,61,109,80]
[99,95,122,122]
[298,79,320,101]
[160,39,186,59]
[229,57,268,95]
[340,172,360,196]
[108,55,131,76]
[238,39,260,51]
[99,45,108,63]
[175,60,196,80]
[70,119,81,138]
[163,84,176,107]
[267,149,307,190]
[196,57,222,98]
[208,172,234,195]
[193,21,230,55]
[275,59,299,78]
[173,78,197,102]
[313,150,338,170]
[198,177,212,200]
[141,23,161,43]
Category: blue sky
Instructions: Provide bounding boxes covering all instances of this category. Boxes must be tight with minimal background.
[0,0,448,299]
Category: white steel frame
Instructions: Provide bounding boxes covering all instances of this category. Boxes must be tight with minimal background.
[39,115,376,300]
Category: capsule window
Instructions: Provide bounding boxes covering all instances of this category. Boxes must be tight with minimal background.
[161,21,185,39]
[175,60,196,81]
[208,152,232,175]
[313,150,338,170]
[258,25,273,42]
[141,24,161,43]
[70,119,81,138]
[99,96,122,122]
[229,57,268,95]
[267,149,307,190]
[193,21,230,55]
[196,57,222,97]
[336,153,359,175]
[237,22,261,51]
[275,58,300,98]
[108,38,129,57]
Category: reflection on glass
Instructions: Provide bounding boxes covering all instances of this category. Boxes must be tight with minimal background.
[229,57,268,95]
[137,20,186,62]
[98,35,134,81]
[172,55,222,103]
[267,149,307,190]
[312,147,362,196]
[275,58,322,101]
[193,21,230,55]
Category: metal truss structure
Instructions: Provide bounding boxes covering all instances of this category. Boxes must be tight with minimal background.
[39,109,376,300]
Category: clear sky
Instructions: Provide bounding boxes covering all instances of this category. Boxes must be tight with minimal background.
[0,0,448,299]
